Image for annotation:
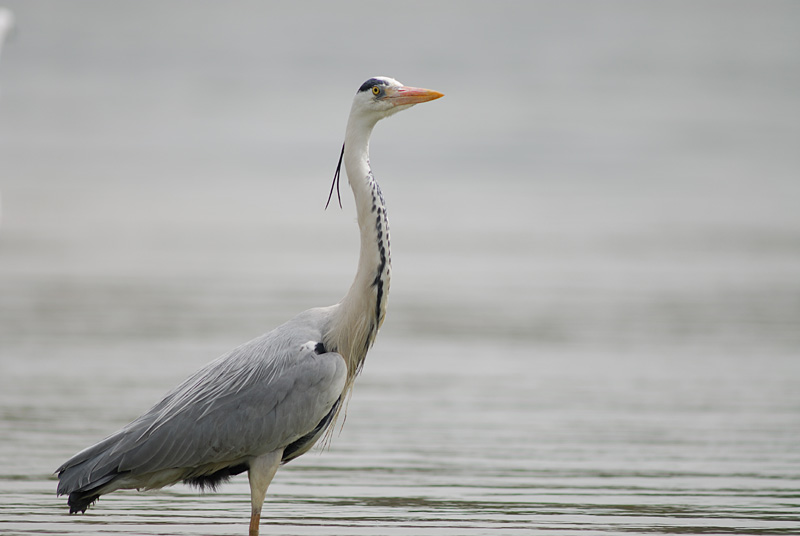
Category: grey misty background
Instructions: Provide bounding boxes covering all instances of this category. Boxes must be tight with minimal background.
[1,1,798,354]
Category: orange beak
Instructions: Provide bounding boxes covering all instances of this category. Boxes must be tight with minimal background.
[386,85,444,106]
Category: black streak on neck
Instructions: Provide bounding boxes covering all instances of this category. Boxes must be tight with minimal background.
[369,175,388,341]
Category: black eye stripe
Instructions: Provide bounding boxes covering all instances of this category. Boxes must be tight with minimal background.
[358,78,390,93]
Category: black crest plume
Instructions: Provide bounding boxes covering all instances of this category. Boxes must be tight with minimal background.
[326,143,345,210]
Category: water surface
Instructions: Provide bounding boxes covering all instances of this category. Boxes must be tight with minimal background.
[1,2,799,534]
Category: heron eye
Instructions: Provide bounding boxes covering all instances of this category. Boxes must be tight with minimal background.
[371,86,381,96]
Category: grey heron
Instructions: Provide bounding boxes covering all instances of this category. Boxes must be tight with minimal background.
[56,76,443,535]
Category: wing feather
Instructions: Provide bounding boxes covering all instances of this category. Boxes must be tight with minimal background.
[57,309,346,495]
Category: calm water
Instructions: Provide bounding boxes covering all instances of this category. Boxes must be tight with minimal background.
[2,2,800,535]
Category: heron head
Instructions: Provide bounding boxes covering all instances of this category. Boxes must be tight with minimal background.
[351,76,443,122]
[327,77,442,209]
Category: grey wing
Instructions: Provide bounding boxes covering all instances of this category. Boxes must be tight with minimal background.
[57,337,346,494]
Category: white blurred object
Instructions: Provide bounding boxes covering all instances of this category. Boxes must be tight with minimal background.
[0,7,10,228]
[0,7,14,60]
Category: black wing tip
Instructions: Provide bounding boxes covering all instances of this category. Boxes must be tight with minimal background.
[67,491,100,514]
[58,463,126,514]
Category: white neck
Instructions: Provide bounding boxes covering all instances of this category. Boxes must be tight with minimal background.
[326,111,392,387]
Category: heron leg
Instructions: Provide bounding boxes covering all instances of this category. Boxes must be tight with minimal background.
[247,449,282,536]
